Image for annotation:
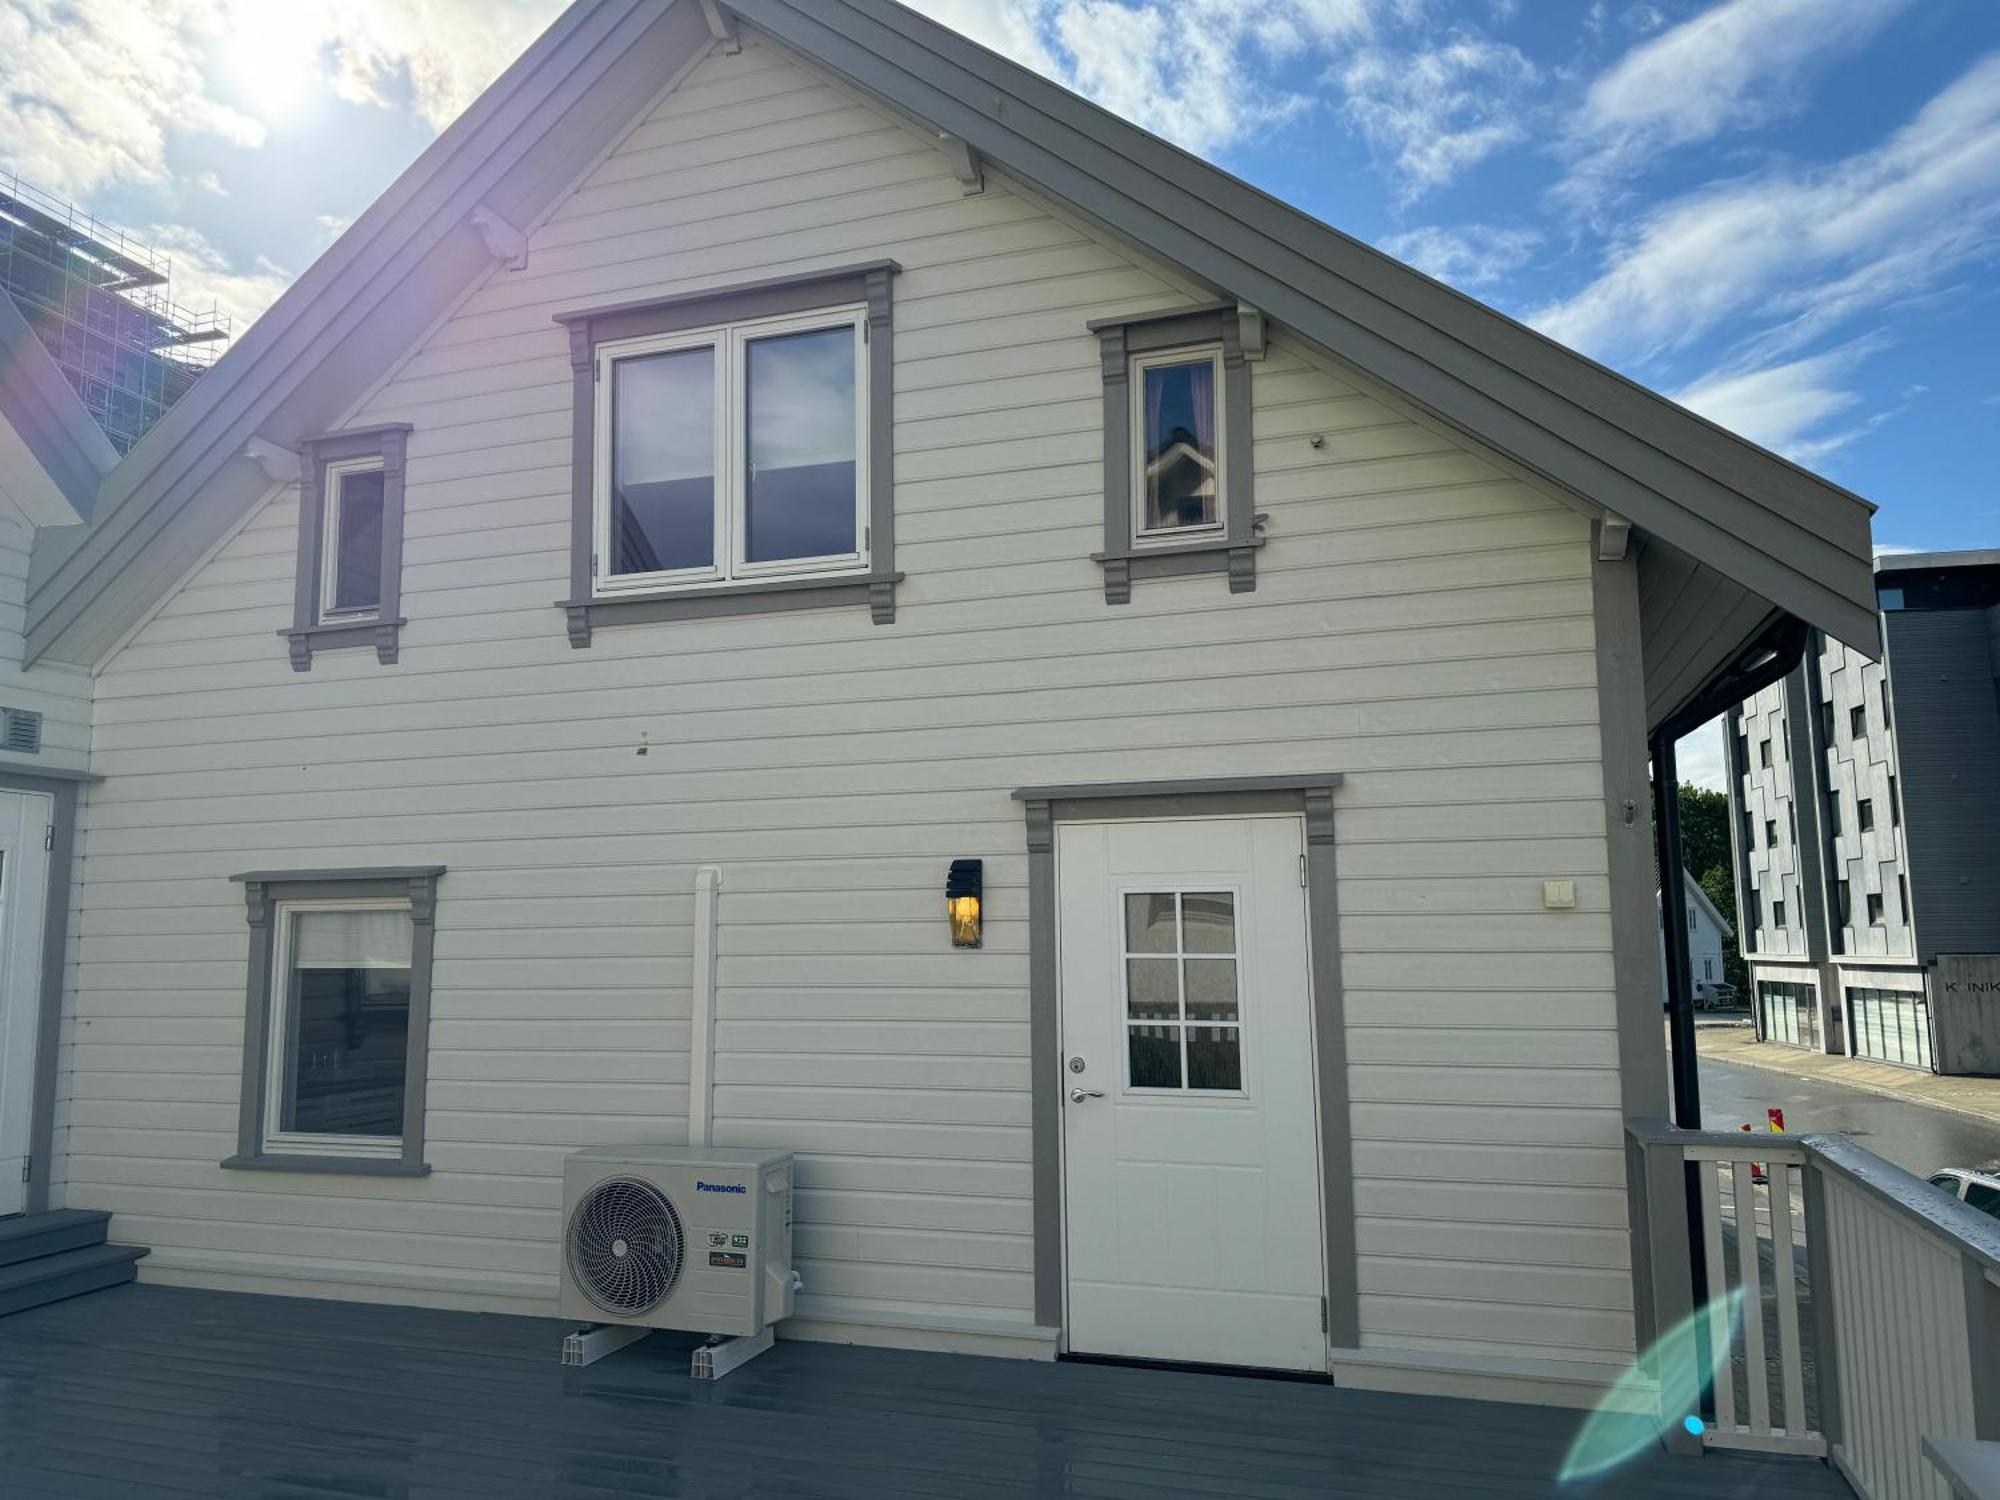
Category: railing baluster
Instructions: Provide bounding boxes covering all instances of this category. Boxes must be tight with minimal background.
[1734,1160,1771,1435]
[1770,1162,1806,1438]
[1701,1159,1735,1432]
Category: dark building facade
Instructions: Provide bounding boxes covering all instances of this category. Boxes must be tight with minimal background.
[1726,550,2000,1075]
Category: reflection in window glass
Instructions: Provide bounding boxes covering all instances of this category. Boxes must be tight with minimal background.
[329,469,385,614]
[610,346,716,576]
[1139,356,1219,533]
[745,327,856,563]
[279,907,413,1138]
[1121,889,1242,1092]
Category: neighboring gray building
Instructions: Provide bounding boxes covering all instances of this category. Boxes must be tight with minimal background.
[1727,550,2000,1074]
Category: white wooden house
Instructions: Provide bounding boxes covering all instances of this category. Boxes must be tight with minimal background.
[1660,871,1734,1007]
[0,0,1880,1410]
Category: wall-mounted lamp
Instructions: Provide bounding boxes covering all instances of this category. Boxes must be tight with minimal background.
[946,859,983,949]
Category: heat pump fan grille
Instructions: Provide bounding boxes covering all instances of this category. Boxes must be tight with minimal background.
[567,1176,684,1316]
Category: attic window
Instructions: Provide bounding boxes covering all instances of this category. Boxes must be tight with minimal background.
[554,262,900,645]
[1090,304,1261,604]
[1,708,42,755]
[282,424,411,672]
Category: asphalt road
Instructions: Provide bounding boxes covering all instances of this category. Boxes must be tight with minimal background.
[1698,1054,2000,1180]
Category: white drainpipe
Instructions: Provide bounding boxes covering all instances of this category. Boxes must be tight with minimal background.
[687,865,723,1150]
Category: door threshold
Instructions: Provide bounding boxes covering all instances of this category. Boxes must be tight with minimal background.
[1059,1351,1331,1385]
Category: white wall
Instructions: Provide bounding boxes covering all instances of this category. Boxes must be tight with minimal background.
[0,499,92,779]
[59,37,1634,1376]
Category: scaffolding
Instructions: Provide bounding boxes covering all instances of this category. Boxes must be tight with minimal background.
[0,170,231,455]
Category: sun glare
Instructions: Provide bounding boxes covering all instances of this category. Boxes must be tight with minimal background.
[219,9,323,125]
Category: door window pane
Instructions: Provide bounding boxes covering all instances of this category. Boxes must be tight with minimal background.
[328,469,384,613]
[1139,356,1219,532]
[610,346,716,575]
[1125,958,1178,1020]
[1186,1027,1242,1091]
[1183,958,1239,1021]
[1124,893,1176,953]
[745,327,856,563]
[1128,1026,1182,1089]
[279,907,413,1138]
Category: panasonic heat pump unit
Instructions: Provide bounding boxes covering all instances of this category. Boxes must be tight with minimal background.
[560,1146,794,1339]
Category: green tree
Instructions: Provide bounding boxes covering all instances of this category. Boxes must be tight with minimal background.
[1677,785,1747,995]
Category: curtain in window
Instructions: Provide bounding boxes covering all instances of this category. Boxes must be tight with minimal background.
[292,908,412,970]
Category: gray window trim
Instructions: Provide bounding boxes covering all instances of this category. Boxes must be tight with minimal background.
[553,261,900,645]
[1089,303,1259,604]
[223,866,444,1176]
[1011,773,1356,1349]
[283,423,412,671]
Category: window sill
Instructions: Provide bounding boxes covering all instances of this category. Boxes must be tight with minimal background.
[222,1153,430,1177]
[559,571,902,645]
[279,618,406,671]
[1091,536,1263,604]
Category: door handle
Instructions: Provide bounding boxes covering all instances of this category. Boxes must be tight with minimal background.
[1069,1088,1105,1103]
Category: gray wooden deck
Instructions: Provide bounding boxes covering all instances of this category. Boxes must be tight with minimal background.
[0,1284,1851,1498]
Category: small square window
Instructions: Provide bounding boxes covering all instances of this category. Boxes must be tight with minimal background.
[1879,586,1905,610]
[1867,892,1885,924]
[1857,798,1875,832]
[1121,889,1242,1093]
[1850,705,1867,739]
[1773,899,1787,927]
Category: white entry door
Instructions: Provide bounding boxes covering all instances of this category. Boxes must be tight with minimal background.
[0,790,52,1218]
[1058,815,1326,1371]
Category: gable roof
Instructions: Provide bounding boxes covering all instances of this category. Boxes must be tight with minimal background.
[24,0,1880,679]
[1667,869,1735,942]
[0,291,115,526]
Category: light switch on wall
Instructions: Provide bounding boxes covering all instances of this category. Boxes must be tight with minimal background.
[1542,879,1577,910]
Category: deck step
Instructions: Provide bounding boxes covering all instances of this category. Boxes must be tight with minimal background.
[0,1243,147,1318]
[0,1210,111,1268]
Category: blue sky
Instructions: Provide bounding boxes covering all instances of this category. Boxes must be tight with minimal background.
[4,0,1997,783]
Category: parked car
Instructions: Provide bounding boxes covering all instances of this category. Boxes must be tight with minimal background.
[1927,1167,2000,1218]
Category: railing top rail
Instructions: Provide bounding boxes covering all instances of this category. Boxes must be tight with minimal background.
[1804,1131,2000,1275]
[1627,1118,2000,1274]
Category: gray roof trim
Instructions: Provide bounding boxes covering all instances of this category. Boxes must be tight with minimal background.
[1675,868,1735,942]
[729,0,1878,655]
[25,0,713,666]
[0,293,117,519]
[1876,549,2000,575]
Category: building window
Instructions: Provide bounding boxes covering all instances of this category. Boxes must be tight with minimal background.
[225,867,443,1175]
[1879,587,1905,611]
[1847,986,1932,1071]
[1857,798,1875,832]
[1773,898,1787,927]
[1091,304,1259,603]
[1890,774,1900,827]
[1881,677,1892,730]
[1866,891,1885,924]
[286,425,411,670]
[1122,890,1243,1092]
[1756,980,1818,1049]
[1900,873,1910,921]
[1759,738,1772,768]
[555,262,899,643]
[1819,699,1835,744]
[1766,818,1778,846]
[1687,907,1697,932]
[1826,792,1842,837]
[1836,879,1851,926]
[1735,730,1750,776]
[1850,705,1867,739]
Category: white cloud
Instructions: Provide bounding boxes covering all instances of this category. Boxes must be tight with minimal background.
[1533,53,2000,366]
[1673,346,1868,461]
[1339,35,1539,198]
[1676,718,1728,794]
[145,223,293,331]
[1379,222,1540,288]
[1561,0,1912,211]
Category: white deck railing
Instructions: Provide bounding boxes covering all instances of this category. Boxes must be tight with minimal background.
[1628,1121,2000,1500]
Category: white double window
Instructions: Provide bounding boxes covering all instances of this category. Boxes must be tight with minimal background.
[593,305,870,593]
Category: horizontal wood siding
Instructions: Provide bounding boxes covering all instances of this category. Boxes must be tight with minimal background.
[0,503,92,777]
[61,38,1630,1366]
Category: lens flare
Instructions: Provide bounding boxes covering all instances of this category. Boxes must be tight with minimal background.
[1558,1285,1747,1483]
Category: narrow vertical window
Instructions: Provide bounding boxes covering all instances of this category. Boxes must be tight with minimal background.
[743,325,859,567]
[322,464,386,619]
[1133,350,1223,537]
[609,344,717,578]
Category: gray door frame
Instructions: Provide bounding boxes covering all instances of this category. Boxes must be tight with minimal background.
[1013,773,1358,1349]
[0,765,89,1217]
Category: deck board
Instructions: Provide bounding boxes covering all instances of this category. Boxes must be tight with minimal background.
[0,1286,1851,1498]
